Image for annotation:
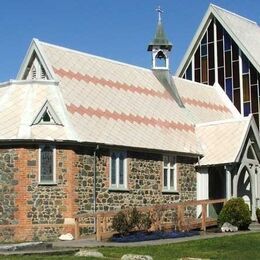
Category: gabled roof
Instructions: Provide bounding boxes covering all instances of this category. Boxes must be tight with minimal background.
[37,40,239,154]
[176,4,260,76]
[196,115,260,166]
[2,38,239,155]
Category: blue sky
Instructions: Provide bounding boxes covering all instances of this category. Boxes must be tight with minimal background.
[0,0,259,81]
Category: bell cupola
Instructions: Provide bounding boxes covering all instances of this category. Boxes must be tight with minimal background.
[148,6,172,70]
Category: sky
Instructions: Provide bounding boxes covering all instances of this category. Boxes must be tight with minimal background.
[0,0,259,81]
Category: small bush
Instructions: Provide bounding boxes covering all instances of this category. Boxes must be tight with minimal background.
[218,197,251,230]
[130,207,142,228]
[111,211,132,235]
[139,213,152,232]
[256,208,260,223]
[112,208,153,236]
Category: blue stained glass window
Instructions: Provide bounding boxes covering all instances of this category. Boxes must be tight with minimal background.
[226,78,233,101]
[224,31,231,51]
[201,45,207,56]
[242,54,249,74]
[244,103,250,116]
[201,32,207,44]
[186,62,192,80]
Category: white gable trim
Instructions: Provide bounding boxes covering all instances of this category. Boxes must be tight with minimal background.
[235,115,260,163]
[32,100,63,126]
[176,4,260,76]
[176,5,213,76]
[17,38,56,80]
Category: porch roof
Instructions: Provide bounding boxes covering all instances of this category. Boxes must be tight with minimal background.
[196,117,252,166]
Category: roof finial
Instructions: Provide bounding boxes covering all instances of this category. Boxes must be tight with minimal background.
[156,6,163,22]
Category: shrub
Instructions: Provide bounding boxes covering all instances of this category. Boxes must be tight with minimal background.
[256,208,260,223]
[218,197,251,230]
[111,211,132,235]
[112,208,153,235]
[139,212,152,232]
[130,207,142,228]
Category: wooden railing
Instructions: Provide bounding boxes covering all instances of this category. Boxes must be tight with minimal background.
[74,198,226,241]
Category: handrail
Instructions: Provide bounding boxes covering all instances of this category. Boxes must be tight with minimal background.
[74,198,227,240]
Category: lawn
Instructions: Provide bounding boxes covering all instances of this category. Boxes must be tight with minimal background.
[0,232,259,260]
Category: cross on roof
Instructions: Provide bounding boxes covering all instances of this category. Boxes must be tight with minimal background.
[156,6,164,22]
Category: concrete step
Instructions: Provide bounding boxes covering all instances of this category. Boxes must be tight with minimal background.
[0,242,52,252]
[249,222,260,231]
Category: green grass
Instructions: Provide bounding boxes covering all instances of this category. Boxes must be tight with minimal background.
[0,232,260,259]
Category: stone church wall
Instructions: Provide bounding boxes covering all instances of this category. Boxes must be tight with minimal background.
[0,145,197,242]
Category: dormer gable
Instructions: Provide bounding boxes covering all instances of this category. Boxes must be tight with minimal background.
[25,52,47,80]
[32,100,62,126]
[17,38,55,80]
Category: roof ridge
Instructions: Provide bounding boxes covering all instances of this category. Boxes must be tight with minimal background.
[210,4,257,25]
[173,76,219,90]
[196,116,249,127]
[38,40,153,73]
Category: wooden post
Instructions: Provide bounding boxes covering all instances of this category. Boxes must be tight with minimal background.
[96,214,102,241]
[201,204,207,232]
[177,205,184,231]
[74,217,79,240]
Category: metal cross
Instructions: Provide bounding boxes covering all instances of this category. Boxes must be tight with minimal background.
[156,6,164,22]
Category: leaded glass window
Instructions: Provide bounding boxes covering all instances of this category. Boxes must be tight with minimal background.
[181,16,260,128]
[39,145,55,184]
[163,155,177,192]
[110,151,127,189]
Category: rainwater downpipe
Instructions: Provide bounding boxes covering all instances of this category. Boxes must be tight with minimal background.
[93,145,99,233]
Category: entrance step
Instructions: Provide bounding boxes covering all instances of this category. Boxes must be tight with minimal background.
[249,222,260,231]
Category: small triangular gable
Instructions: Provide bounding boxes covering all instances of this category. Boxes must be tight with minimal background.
[17,39,55,80]
[32,100,62,126]
[235,117,260,163]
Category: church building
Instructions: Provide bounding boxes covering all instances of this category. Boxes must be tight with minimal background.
[0,5,259,242]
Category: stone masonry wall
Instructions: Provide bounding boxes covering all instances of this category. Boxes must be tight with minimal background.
[0,145,197,241]
[75,149,197,234]
[0,146,78,242]
[0,149,18,225]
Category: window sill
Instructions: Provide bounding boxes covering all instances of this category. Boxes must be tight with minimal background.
[108,187,130,193]
[162,190,179,195]
[38,182,57,186]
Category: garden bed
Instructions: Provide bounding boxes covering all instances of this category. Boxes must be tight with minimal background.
[111,230,200,242]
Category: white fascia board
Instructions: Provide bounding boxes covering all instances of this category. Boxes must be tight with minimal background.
[214,82,241,118]
[175,5,213,76]
[16,38,56,80]
[234,115,257,163]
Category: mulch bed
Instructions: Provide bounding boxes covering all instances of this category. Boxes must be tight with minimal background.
[111,230,200,242]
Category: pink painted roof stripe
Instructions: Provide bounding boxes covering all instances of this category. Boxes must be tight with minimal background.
[54,67,230,113]
[66,103,195,133]
[182,97,230,113]
[53,67,170,99]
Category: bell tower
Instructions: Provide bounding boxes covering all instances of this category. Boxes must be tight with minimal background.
[147,6,172,70]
